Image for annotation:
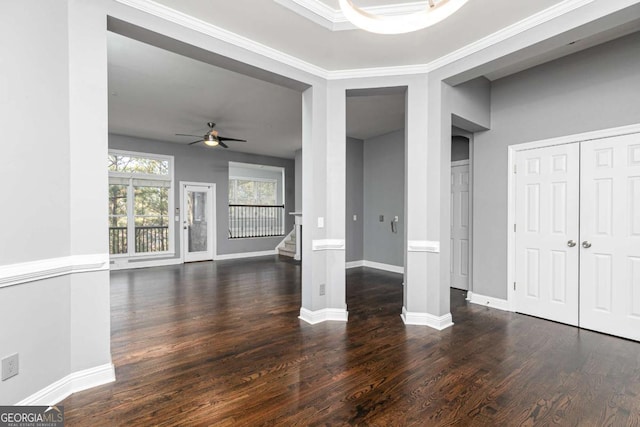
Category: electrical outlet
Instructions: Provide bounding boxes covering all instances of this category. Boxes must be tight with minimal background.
[319,284,326,296]
[2,353,19,381]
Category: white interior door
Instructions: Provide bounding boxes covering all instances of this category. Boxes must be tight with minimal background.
[579,134,640,341]
[182,183,215,263]
[515,143,580,325]
[451,163,470,290]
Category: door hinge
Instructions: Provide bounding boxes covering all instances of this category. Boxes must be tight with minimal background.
[513,164,517,174]
[514,282,516,291]
[514,224,516,232]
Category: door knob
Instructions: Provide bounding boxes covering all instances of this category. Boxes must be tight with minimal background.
[582,241,592,249]
[567,240,576,247]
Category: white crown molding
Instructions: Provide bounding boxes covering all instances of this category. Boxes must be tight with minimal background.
[312,239,346,251]
[115,0,329,78]
[16,363,115,406]
[401,307,454,330]
[0,254,110,289]
[466,291,511,312]
[327,0,596,79]
[299,307,349,324]
[116,0,596,80]
[273,0,430,31]
[408,240,440,253]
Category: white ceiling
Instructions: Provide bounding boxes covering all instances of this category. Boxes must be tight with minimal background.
[108,1,640,159]
[151,0,566,70]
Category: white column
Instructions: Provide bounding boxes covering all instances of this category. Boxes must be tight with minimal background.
[299,82,348,324]
[402,77,453,330]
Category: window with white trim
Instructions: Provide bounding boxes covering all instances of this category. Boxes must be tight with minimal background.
[108,151,174,256]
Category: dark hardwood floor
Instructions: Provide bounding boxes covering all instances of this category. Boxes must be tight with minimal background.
[62,257,640,426]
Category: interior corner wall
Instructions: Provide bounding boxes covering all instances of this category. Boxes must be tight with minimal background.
[363,130,405,267]
[109,134,296,257]
[473,31,640,300]
[346,137,364,262]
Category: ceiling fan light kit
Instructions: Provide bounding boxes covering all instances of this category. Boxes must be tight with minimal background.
[338,0,469,35]
[204,134,219,146]
[176,121,246,149]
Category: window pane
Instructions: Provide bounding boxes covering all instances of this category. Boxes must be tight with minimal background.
[108,184,128,255]
[256,181,277,205]
[109,154,169,176]
[236,180,255,205]
[134,186,169,253]
[229,179,236,204]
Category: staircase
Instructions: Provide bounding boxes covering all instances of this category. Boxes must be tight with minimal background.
[278,230,297,258]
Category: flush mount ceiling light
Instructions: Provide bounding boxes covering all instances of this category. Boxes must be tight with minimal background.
[338,0,469,34]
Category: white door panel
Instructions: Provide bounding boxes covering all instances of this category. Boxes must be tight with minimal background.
[580,134,640,341]
[515,143,580,325]
[451,164,470,290]
[182,184,215,263]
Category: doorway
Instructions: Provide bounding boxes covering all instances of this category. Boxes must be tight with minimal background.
[180,182,215,262]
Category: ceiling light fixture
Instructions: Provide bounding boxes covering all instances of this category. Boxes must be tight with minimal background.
[339,0,469,35]
[204,133,219,146]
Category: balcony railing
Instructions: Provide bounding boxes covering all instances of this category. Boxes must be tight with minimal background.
[109,226,169,254]
[229,204,285,239]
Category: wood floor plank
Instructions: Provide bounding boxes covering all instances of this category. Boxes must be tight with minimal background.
[61,257,640,426]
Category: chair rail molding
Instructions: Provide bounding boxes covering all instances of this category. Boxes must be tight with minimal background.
[0,254,110,289]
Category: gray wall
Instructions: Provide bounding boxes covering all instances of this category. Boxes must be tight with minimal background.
[346,138,364,262]
[109,134,295,257]
[451,136,470,162]
[363,130,405,267]
[474,31,640,299]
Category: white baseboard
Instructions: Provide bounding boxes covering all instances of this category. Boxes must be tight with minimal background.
[345,260,404,274]
[110,257,182,271]
[401,307,454,330]
[16,363,115,406]
[345,260,364,269]
[215,250,277,260]
[299,307,348,325]
[467,291,511,312]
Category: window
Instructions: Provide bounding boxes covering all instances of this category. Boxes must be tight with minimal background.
[108,151,173,256]
[228,162,285,239]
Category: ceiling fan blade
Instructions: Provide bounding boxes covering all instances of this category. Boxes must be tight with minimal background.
[218,141,229,149]
[176,133,202,137]
[218,136,247,142]
[188,140,202,145]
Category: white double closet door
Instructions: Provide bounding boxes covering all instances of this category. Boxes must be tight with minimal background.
[515,133,640,341]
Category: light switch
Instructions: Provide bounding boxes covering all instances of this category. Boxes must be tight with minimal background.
[317,217,325,228]
[394,216,399,222]
[379,215,384,222]
[353,215,357,221]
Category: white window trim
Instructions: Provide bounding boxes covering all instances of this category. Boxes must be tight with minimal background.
[108,149,175,258]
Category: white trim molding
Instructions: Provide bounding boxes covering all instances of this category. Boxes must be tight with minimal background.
[110,257,183,271]
[466,291,511,312]
[16,363,115,406]
[215,250,277,261]
[451,160,470,167]
[0,254,110,289]
[401,307,454,330]
[299,307,349,324]
[346,260,365,269]
[407,240,440,253]
[312,239,346,251]
[346,260,404,274]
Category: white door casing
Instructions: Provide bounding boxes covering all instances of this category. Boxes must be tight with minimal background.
[514,143,580,326]
[451,162,470,290]
[579,134,640,341]
[181,183,215,263]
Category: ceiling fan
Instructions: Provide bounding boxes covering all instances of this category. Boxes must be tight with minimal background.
[176,122,246,148]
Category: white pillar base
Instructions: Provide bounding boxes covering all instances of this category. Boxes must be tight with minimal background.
[299,307,348,325]
[401,306,454,330]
